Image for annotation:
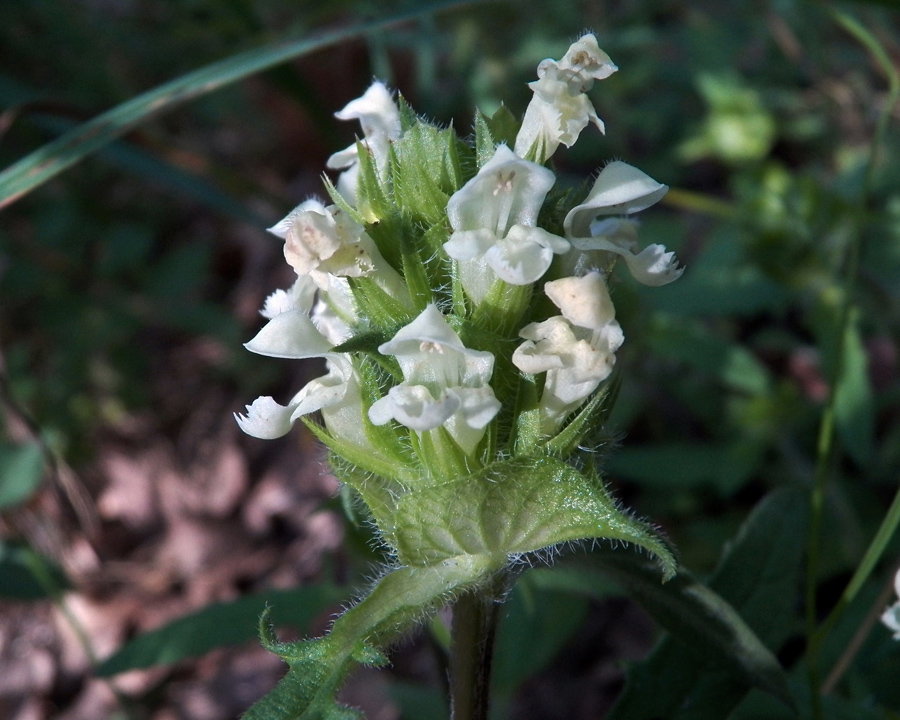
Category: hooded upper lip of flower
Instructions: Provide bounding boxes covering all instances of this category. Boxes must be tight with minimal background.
[443,145,569,294]
[562,162,684,287]
[514,33,617,163]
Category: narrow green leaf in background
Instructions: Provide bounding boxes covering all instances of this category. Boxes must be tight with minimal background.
[95,583,346,676]
[606,487,809,719]
[0,541,70,600]
[0,0,492,209]
[0,440,44,509]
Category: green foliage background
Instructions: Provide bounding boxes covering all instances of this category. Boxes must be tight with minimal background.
[2,0,900,718]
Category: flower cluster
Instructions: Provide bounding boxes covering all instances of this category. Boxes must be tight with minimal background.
[235,33,685,720]
[237,35,682,454]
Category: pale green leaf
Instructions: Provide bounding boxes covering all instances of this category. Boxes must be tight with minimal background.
[392,456,676,579]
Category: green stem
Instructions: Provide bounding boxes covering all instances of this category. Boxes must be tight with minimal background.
[450,574,504,720]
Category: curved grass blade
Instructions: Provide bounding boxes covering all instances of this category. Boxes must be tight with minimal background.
[0,0,490,210]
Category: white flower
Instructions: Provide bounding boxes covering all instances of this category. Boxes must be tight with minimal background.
[882,569,900,640]
[514,34,617,163]
[443,145,569,304]
[237,306,370,445]
[563,163,683,286]
[513,272,623,433]
[268,198,410,307]
[268,199,376,278]
[236,356,368,447]
[552,33,618,92]
[326,82,401,206]
[368,305,501,454]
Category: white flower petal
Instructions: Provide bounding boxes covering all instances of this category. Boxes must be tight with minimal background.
[326,145,359,171]
[372,306,501,449]
[443,228,497,262]
[289,360,350,418]
[620,243,685,286]
[244,309,333,359]
[446,145,555,237]
[235,396,296,439]
[544,272,616,330]
[484,225,565,285]
[332,82,401,141]
[368,384,460,432]
[326,82,401,205]
[883,602,900,639]
[555,34,618,90]
[564,162,668,238]
[443,387,502,454]
[260,276,318,319]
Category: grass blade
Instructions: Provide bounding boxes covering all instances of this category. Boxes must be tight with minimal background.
[0,0,488,209]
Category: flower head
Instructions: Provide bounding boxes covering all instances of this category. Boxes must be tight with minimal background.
[368,305,500,454]
[443,145,568,304]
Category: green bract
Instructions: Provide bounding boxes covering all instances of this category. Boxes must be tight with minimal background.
[236,34,685,720]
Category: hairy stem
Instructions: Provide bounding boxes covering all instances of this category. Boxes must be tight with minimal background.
[450,573,505,720]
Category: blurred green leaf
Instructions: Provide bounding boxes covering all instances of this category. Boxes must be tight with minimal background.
[493,572,590,694]
[0,540,70,599]
[608,441,761,495]
[390,682,449,720]
[833,313,875,467]
[95,583,346,676]
[647,317,772,395]
[0,0,484,208]
[607,487,809,719]
[0,441,44,509]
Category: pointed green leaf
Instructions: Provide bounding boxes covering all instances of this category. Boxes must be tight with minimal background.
[484,104,520,150]
[354,138,392,221]
[608,488,808,719]
[347,277,416,332]
[833,311,875,467]
[243,555,495,720]
[474,109,496,169]
[392,456,676,578]
[95,584,346,676]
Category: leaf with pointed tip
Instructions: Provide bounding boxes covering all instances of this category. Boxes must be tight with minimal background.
[96,584,345,676]
[607,488,808,719]
[243,556,496,720]
[392,456,676,579]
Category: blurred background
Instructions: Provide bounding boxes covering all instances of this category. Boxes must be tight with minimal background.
[1,0,900,718]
